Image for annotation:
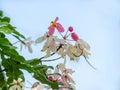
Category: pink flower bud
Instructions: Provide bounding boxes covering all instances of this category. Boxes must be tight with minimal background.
[68,26,74,32]
[48,76,54,81]
[71,32,79,41]
[57,78,63,82]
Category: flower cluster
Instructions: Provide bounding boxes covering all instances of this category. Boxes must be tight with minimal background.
[35,17,90,61]
[20,17,91,90]
[49,63,75,90]
[0,8,92,90]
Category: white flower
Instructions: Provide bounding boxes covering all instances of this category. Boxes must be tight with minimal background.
[82,49,91,59]
[41,36,57,58]
[76,39,90,50]
[20,37,34,53]
[57,63,66,72]
[9,78,24,90]
[57,47,66,58]
[63,69,75,75]
[61,74,75,87]
[39,32,90,61]
[75,39,90,59]
[66,45,80,61]
[69,85,76,90]
[31,82,44,90]
[53,63,65,79]
[54,63,75,85]
[62,68,75,85]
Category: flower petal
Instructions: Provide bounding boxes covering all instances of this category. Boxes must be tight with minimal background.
[35,36,45,44]
[54,17,59,22]
[27,44,33,53]
[56,23,64,32]
[36,85,44,90]
[48,27,55,36]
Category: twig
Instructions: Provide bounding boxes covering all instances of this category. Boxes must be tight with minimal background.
[12,41,20,45]
[41,57,62,62]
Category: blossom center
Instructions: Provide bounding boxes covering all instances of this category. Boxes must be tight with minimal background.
[15,82,20,86]
[51,21,57,27]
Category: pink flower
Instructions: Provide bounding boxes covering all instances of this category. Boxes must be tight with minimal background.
[56,78,63,82]
[71,32,79,41]
[48,76,54,81]
[48,17,64,36]
[60,87,64,90]
[68,26,73,32]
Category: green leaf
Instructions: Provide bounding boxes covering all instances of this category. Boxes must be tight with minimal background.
[0,44,17,49]
[12,31,25,39]
[33,65,48,70]
[10,28,25,39]
[0,26,13,34]
[2,48,18,56]
[0,86,8,90]
[2,49,25,63]
[1,56,23,82]
[0,38,16,49]
[32,65,54,73]
[1,56,12,71]
[26,58,40,66]
[17,64,34,73]
[0,38,10,46]
[0,32,5,38]
[0,37,16,49]
[2,17,10,23]
[7,69,23,84]
[12,34,25,44]
[0,10,3,17]
[50,82,59,89]
[12,55,25,63]
[0,22,9,26]
[3,59,24,83]
[33,72,49,84]
[0,65,7,89]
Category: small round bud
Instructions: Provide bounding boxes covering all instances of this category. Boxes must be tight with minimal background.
[68,26,74,32]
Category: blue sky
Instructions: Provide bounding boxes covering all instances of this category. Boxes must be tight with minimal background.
[0,0,120,90]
